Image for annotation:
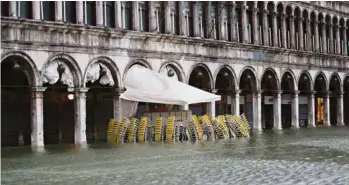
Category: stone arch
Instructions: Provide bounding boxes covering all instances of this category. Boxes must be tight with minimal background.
[314,71,328,92]
[238,66,258,90]
[1,51,40,87]
[187,63,214,91]
[329,72,342,92]
[259,67,281,91]
[297,70,314,91]
[158,61,186,82]
[83,56,121,88]
[213,64,238,90]
[41,53,82,87]
[281,69,297,91]
[123,59,152,87]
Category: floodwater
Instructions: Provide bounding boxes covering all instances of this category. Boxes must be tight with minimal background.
[2,127,349,185]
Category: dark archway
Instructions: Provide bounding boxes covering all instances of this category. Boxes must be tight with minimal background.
[239,68,257,128]
[281,71,295,129]
[189,65,213,116]
[329,74,341,126]
[261,69,279,129]
[344,76,349,125]
[1,56,32,147]
[314,73,327,127]
[215,67,236,115]
[298,72,312,127]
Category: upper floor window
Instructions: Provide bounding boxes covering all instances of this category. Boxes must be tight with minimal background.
[84,1,96,26]
[42,1,55,21]
[198,2,207,38]
[139,2,149,32]
[63,1,76,23]
[155,2,165,33]
[122,1,132,30]
[18,1,33,19]
[104,1,115,28]
[1,1,10,16]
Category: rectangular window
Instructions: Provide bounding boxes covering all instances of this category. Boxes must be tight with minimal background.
[174,2,180,35]
[138,2,149,32]
[1,1,10,16]
[64,1,76,23]
[198,2,207,38]
[104,1,115,28]
[18,1,33,19]
[123,1,132,30]
[188,2,194,37]
[156,2,165,33]
[84,1,96,25]
[42,1,55,21]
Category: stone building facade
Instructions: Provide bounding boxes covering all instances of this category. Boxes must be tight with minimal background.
[1,1,349,147]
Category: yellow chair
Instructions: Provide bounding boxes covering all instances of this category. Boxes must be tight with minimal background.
[137,117,149,142]
[166,116,176,142]
[192,115,203,140]
[107,119,118,143]
[155,117,164,142]
[127,118,139,143]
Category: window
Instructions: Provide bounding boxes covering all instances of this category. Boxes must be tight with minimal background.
[122,1,132,30]
[104,1,115,27]
[139,2,149,31]
[64,1,76,23]
[155,2,165,33]
[84,1,96,26]
[18,1,33,19]
[42,1,55,21]
[198,2,207,38]
[174,2,180,35]
[1,1,10,16]
[188,2,194,37]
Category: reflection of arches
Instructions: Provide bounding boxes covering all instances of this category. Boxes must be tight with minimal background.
[123,59,152,86]
[1,54,33,146]
[41,53,82,87]
[83,56,121,87]
[213,64,237,91]
[187,63,214,90]
[1,51,40,86]
[158,61,186,82]
[238,66,258,91]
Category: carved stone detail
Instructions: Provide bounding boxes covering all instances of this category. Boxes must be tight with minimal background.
[160,65,179,81]
[42,59,74,87]
[86,62,115,86]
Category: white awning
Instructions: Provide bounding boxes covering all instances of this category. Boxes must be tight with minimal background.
[120,65,221,105]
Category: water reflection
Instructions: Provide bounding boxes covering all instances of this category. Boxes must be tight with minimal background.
[2,127,349,185]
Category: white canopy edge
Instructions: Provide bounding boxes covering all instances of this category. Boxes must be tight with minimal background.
[120,65,221,105]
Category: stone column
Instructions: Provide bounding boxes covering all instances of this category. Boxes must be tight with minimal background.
[31,87,46,147]
[263,10,269,46]
[241,2,248,43]
[76,1,84,24]
[208,101,216,119]
[181,104,189,111]
[272,12,278,47]
[308,91,316,127]
[252,8,258,44]
[335,25,341,55]
[306,19,311,51]
[281,14,287,48]
[324,92,331,126]
[132,1,140,31]
[343,26,348,56]
[337,92,344,126]
[113,89,124,122]
[193,2,200,37]
[298,17,304,50]
[33,1,41,20]
[329,23,334,54]
[230,3,237,42]
[149,2,156,32]
[74,88,89,144]
[164,2,171,34]
[321,21,327,53]
[55,1,63,22]
[115,1,122,28]
[231,90,241,115]
[253,90,262,130]
[273,91,282,130]
[314,21,320,52]
[290,16,296,49]
[10,1,17,17]
[292,91,300,128]
[96,1,103,26]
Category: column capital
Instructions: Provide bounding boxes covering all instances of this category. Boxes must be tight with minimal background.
[233,90,241,94]
[281,13,286,19]
[254,89,263,95]
[253,8,258,12]
[31,87,46,98]
[289,15,295,20]
[297,17,303,21]
[32,86,47,92]
[294,90,300,95]
[263,10,269,14]
[75,87,89,93]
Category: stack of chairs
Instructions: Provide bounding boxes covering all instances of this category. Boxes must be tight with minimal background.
[186,120,198,141]
[201,115,215,140]
[213,115,229,139]
[116,118,130,143]
[166,116,176,142]
[127,118,140,143]
[137,117,151,142]
[192,115,203,140]
[154,117,166,142]
[107,119,118,143]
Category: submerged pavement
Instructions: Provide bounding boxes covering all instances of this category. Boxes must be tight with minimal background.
[2,127,349,185]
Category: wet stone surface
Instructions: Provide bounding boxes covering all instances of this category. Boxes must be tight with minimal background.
[2,127,349,185]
